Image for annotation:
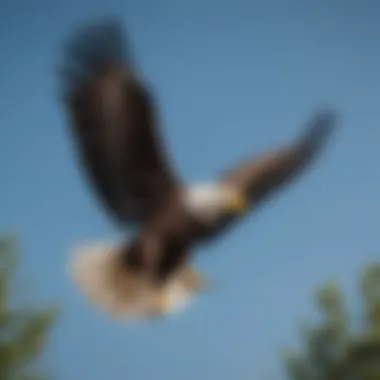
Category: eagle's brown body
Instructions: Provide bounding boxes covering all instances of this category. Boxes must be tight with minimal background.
[61,19,337,319]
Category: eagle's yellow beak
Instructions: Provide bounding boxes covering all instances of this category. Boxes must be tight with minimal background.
[226,189,249,215]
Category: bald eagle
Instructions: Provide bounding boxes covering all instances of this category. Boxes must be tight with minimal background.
[60,19,336,320]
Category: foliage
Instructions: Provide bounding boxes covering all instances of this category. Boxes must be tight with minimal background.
[0,235,59,380]
[284,263,380,380]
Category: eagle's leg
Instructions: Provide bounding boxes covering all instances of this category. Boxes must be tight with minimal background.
[149,266,208,315]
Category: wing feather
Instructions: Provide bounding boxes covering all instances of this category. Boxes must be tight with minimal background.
[204,110,337,237]
[59,19,179,225]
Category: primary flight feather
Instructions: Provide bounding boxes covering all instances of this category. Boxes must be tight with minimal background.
[60,19,337,320]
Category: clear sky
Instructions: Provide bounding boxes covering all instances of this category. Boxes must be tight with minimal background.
[1,1,380,379]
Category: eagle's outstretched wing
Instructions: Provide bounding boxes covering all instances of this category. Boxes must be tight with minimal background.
[59,19,180,225]
[204,110,337,238]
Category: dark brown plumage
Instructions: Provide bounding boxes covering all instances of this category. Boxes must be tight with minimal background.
[61,19,337,320]
[61,20,180,226]
[202,112,336,239]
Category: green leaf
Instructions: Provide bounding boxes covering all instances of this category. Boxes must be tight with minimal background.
[0,233,60,380]
[281,262,380,380]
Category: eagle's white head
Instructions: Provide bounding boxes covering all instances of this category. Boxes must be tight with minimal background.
[182,182,248,225]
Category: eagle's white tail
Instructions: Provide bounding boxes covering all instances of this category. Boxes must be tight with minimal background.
[68,242,207,321]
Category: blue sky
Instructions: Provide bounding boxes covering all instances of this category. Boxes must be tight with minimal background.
[1,1,380,379]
